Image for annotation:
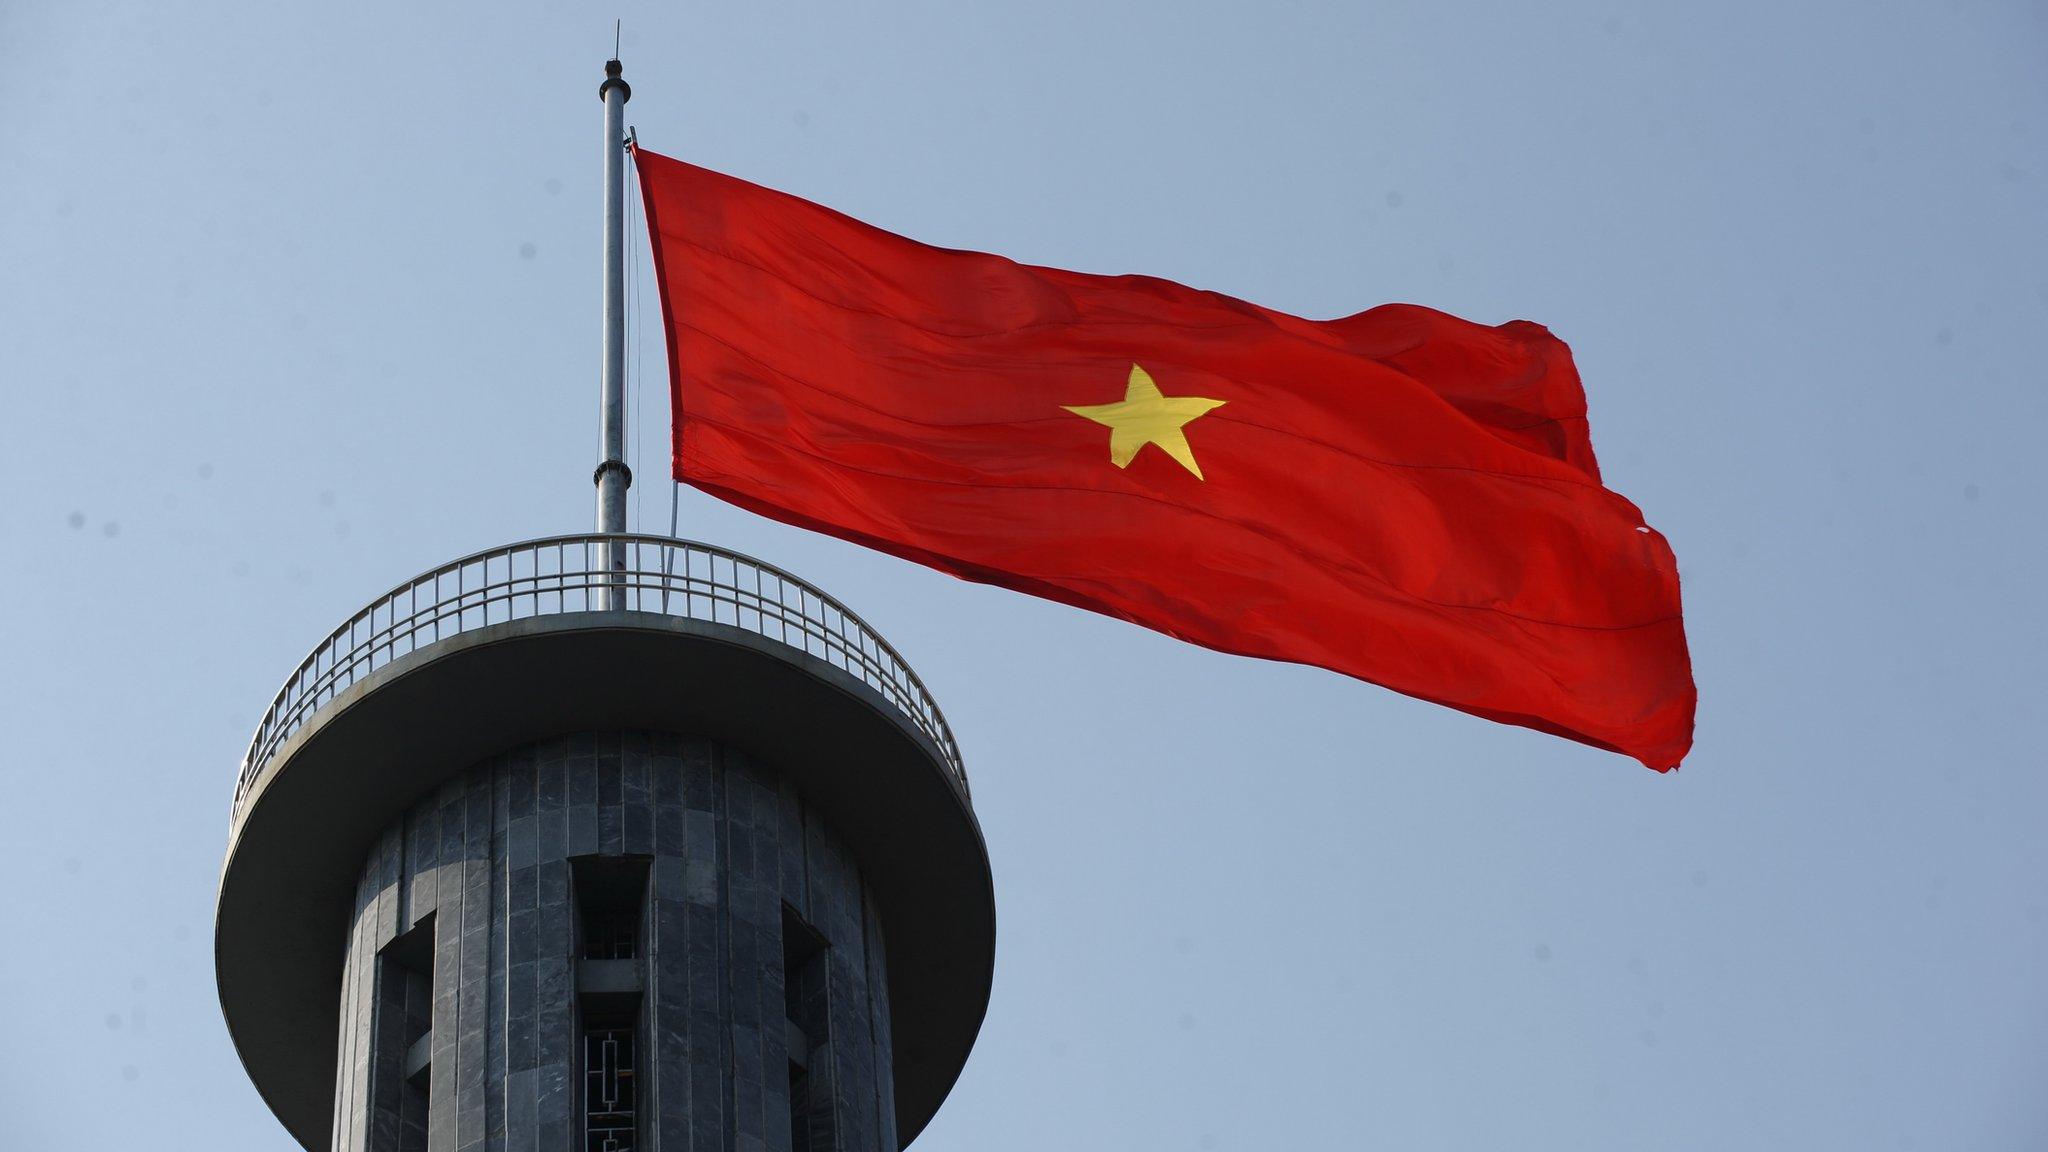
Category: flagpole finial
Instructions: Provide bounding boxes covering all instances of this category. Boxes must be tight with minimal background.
[599,57,631,103]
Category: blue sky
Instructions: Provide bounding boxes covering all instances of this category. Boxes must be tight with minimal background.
[2,1,2045,1148]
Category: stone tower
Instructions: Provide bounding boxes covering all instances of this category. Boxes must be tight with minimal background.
[213,58,994,1152]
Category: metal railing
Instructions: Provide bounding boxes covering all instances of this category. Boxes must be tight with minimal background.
[233,534,965,817]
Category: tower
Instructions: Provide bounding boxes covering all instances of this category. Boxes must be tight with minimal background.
[214,58,995,1152]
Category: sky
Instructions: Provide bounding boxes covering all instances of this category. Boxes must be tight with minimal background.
[2,1,2045,1148]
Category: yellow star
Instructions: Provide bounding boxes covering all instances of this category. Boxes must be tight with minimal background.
[1062,364,1227,480]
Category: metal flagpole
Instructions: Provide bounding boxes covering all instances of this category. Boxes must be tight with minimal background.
[596,52,632,608]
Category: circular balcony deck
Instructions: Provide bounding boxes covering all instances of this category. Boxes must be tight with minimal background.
[217,534,992,1150]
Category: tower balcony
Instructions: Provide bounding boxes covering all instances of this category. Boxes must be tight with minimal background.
[231,533,969,819]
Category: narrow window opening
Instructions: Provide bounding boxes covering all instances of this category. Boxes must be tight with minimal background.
[783,904,832,1152]
[584,907,638,960]
[573,857,648,960]
[573,858,650,1152]
[378,913,435,1152]
[582,1014,638,1152]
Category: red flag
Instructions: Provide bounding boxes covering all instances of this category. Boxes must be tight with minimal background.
[635,148,1695,770]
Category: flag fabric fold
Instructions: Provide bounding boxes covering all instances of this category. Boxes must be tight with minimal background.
[634,146,1695,770]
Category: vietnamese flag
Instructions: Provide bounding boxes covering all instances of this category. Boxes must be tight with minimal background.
[634,148,1695,770]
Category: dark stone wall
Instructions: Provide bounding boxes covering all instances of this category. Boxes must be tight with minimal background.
[329,731,897,1152]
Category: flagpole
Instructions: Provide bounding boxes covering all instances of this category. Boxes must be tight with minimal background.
[596,54,632,608]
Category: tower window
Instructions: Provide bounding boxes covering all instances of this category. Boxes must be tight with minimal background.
[572,857,649,1152]
[582,1016,638,1152]
[377,913,435,1152]
[583,908,638,960]
[783,904,832,1152]
[573,857,649,960]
